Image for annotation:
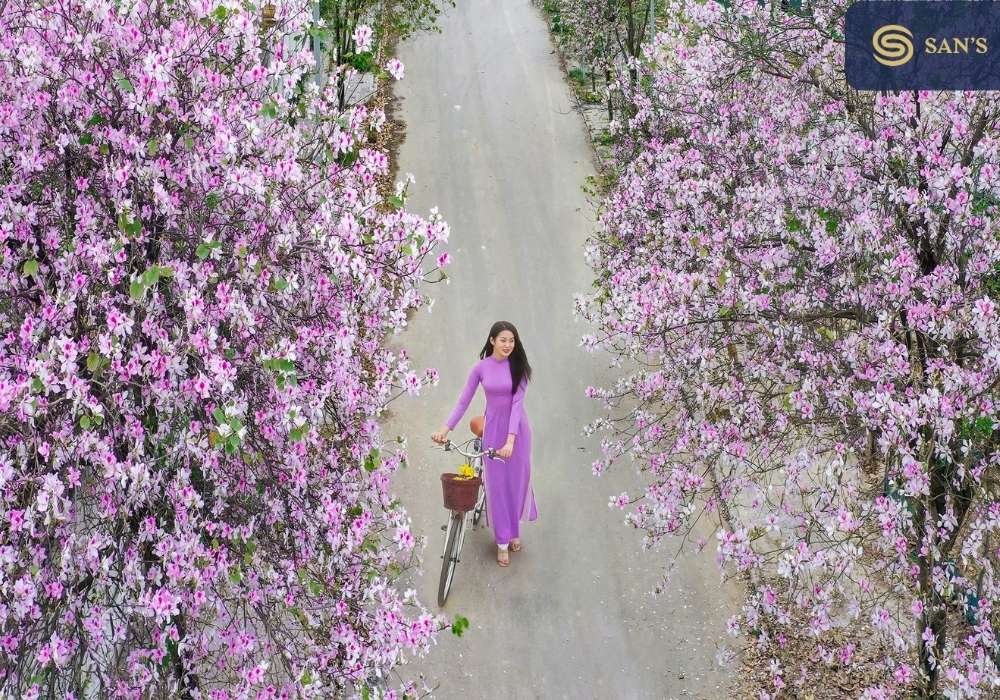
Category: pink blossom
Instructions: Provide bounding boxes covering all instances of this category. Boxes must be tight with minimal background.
[353,24,373,52]
[385,58,404,81]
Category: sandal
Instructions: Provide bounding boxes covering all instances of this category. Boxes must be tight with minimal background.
[510,539,522,552]
[497,547,510,567]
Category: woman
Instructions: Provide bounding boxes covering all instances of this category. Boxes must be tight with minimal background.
[431,321,538,567]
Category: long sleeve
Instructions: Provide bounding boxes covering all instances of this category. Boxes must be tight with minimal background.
[445,363,480,430]
[507,377,527,435]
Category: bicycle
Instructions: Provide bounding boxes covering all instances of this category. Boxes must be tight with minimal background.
[432,435,502,606]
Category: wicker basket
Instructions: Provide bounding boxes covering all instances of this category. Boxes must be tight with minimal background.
[440,473,482,511]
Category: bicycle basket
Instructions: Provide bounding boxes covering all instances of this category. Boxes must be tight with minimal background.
[440,473,482,511]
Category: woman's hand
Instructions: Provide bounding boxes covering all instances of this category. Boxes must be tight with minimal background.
[497,437,515,459]
[431,426,450,444]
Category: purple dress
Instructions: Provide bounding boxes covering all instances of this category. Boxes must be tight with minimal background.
[445,356,538,545]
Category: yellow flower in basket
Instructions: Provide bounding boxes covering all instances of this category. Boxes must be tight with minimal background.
[456,464,475,480]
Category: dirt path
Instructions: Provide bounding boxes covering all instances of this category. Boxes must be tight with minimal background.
[383,1,740,697]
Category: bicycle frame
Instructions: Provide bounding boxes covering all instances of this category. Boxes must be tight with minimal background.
[433,437,502,605]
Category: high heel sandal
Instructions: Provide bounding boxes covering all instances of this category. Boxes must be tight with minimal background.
[510,539,522,552]
[497,547,510,567]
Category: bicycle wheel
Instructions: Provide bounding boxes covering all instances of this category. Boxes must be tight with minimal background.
[438,510,465,606]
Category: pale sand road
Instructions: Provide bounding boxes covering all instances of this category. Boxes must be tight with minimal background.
[382,1,740,698]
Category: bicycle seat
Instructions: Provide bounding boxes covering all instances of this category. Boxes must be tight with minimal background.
[469,414,484,438]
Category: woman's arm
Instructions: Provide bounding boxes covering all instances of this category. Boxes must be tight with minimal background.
[506,377,527,438]
[445,363,481,431]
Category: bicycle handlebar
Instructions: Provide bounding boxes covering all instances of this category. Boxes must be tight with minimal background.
[433,438,505,463]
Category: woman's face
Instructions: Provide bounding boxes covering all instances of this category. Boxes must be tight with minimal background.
[492,330,516,358]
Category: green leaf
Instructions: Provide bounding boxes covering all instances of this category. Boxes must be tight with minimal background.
[361,686,371,700]
[289,605,307,625]
[87,352,101,372]
[386,194,404,209]
[259,101,278,119]
[349,51,375,72]
[93,413,104,426]
[301,670,313,686]
[100,143,109,155]
[206,191,221,209]
[196,243,212,260]
[451,614,470,637]
[79,132,94,145]
[146,138,158,157]
[229,567,242,584]
[31,377,43,393]
[272,277,289,291]
[85,114,105,128]
[114,73,134,94]
[166,638,179,670]
[213,407,226,424]
[80,415,92,430]
[143,267,159,286]
[129,281,145,300]
[972,191,1000,215]
[276,359,295,372]
[157,265,173,278]
[337,149,359,167]
[308,25,332,42]
[22,259,39,277]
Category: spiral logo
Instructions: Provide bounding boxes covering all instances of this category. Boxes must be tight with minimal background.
[872,24,914,66]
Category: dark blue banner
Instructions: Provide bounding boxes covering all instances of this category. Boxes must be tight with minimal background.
[845,1,1000,90]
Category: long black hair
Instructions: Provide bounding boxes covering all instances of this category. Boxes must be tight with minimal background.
[478,320,532,394]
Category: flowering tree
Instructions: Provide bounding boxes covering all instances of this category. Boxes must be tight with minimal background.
[540,0,655,121]
[577,0,1000,696]
[0,0,451,697]
[316,0,450,110]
